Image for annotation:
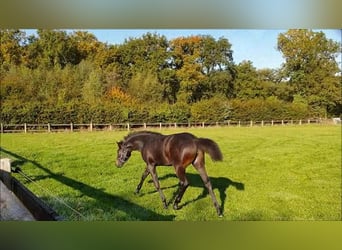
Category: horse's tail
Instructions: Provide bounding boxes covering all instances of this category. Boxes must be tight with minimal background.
[196,138,223,161]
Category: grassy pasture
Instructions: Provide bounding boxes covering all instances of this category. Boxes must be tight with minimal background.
[0,125,341,221]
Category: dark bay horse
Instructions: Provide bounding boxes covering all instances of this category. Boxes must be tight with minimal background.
[116,131,224,216]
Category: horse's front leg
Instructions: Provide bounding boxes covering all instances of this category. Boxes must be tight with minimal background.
[148,164,168,209]
[135,167,150,194]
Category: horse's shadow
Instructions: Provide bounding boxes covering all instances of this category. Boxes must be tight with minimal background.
[0,147,175,221]
[148,173,244,214]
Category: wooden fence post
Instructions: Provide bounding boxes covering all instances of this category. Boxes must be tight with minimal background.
[250,120,253,127]
[1,123,3,133]
[24,123,27,133]
[48,123,51,133]
[127,123,130,131]
[70,122,73,132]
[0,158,12,187]
[0,158,11,173]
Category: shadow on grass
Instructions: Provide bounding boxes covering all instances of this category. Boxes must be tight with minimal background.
[146,172,244,214]
[0,147,175,221]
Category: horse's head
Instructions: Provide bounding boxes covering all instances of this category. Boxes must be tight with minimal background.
[116,141,132,167]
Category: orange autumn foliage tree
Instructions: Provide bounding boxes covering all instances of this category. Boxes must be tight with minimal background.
[107,86,137,106]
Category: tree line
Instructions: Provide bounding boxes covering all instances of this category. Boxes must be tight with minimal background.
[0,29,341,124]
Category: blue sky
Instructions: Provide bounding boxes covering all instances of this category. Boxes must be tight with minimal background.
[25,29,341,70]
[88,29,287,69]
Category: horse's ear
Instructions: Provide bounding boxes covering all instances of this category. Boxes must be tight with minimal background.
[117,141,123,147]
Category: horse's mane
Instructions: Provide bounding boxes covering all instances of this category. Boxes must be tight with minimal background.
[124,131,163,141]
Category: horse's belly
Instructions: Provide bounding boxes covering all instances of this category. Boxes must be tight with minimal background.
[155,156,172,166]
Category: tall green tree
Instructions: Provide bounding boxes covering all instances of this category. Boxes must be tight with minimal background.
[169,35,235,103]
[70,30,103,61]
[82,69,104,106]
[34,29,82,68]
[128,70,164,103]
[200,36,236,98]
[0,29,26,70]
[169,35,205,103]
[234,60,264,99]
[199,35,234,74]
[110,32,169,87]
[158,68,179,104]
[277,29,341,116]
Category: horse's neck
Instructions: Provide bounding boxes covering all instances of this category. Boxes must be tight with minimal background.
[126,134,148,151]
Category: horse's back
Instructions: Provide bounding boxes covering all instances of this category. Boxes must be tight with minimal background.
[170,132,197,140]
[166,132,197,147]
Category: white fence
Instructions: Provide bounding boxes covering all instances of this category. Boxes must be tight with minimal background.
[0,119,331,133]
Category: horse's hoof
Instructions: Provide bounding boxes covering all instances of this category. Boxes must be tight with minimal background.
[173,204,179,210]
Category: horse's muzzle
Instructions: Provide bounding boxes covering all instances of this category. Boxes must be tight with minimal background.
[116,160,124,168]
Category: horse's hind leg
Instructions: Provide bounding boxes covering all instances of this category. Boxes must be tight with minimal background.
[135,167,149,194]
[193,156,222,217]
[197,167,222,216]
[173,167,189,210]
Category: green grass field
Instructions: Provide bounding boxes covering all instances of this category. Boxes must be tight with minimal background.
[1,125,341,221]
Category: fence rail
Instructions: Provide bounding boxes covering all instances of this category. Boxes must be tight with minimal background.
[0,119,333,133]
